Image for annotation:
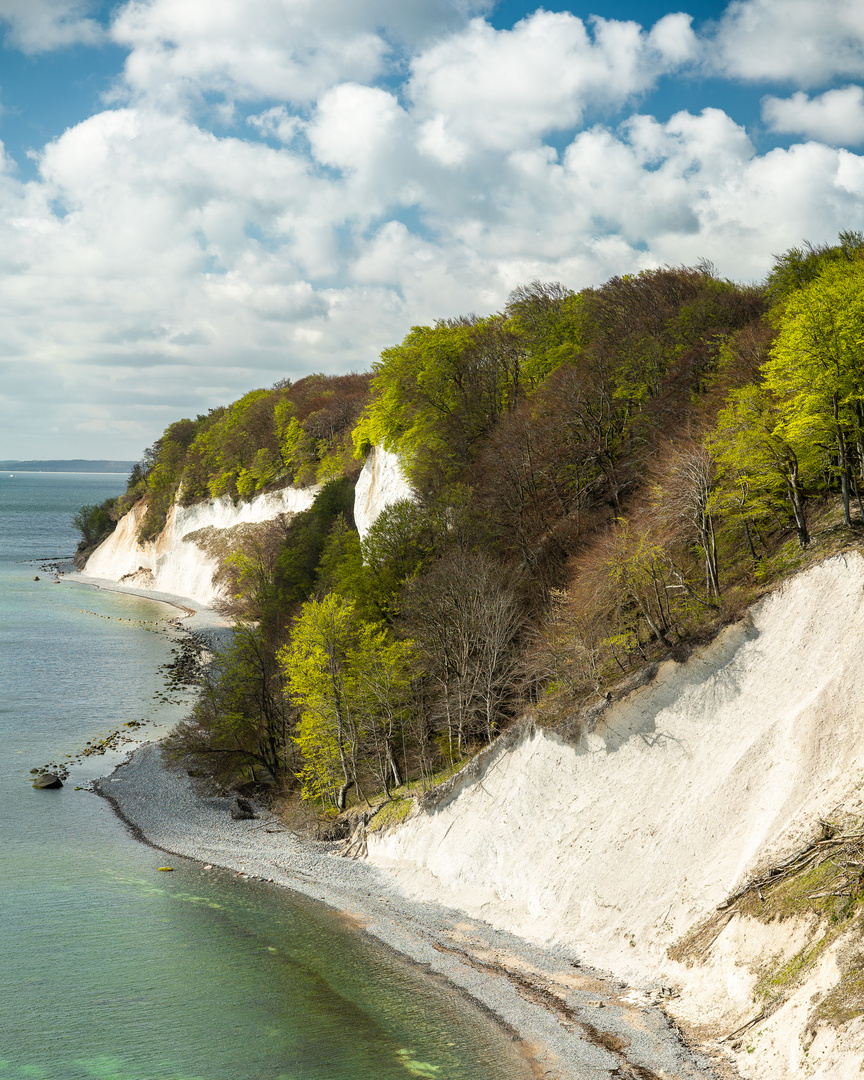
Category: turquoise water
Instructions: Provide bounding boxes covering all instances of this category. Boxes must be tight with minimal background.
[0,473,530,1080]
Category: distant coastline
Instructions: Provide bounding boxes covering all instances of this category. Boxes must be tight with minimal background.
[0,459,136,473]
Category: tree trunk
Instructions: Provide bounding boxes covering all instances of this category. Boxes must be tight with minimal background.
[699,516,721,596]
[855,401,864,485]
[850,467,864,526]
[835,394,852,527]
[329,659,354,809]
[386,741,402,789]
[336,779,354,811]
[786,457,809,548]
[743,520,760,564]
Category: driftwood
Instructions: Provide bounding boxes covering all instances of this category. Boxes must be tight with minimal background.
[718,822,864,911]
[719,999,784,1043]
[340,820,368,860]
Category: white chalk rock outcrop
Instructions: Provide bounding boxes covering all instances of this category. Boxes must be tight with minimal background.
[353,446,414,540]
[368,553,864,1080]
[83,486,317,607]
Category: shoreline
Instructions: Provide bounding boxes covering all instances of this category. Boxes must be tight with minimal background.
[72,576,197,617]
[95,742,730,1080]
[73,563,729,1077]
[62,568,235,646]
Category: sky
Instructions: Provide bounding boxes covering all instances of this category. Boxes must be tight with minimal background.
[2,1,864,459]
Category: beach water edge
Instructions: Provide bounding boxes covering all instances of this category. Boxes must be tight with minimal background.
[74,563,730,1080]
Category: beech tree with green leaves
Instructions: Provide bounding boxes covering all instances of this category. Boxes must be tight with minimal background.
[763,259,864,527]
[709,384,812,548]
[765,230,864,303]
[353,315,534,487]
[282,594,415,808]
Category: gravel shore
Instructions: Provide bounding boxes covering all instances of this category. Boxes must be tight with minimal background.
[95,743,733,1080]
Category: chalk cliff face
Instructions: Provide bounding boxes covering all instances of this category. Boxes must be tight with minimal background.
[368,553,864,1080]
[353,446,414,540]
[82,446,412,607]
[83,486,317,607]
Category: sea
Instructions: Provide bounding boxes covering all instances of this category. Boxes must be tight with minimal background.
[0,472,530,1080]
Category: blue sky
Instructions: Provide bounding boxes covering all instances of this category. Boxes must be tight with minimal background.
[1,0,864,459]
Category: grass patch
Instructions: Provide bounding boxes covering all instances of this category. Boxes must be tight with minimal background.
[368,797,415,833]
[737,859,848,923]
[729,838,864,1000]
[343,754,473,812]
[671,822,864,1033]
[809,955,864,1029]
[754,939,826,1000]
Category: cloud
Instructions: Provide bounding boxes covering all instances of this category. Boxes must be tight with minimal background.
[111,0,385,108]
[0,0,105,52]
[246,106,303,144]
[109,0,490,109]
[709,0,864,86]
[307,83,407,174]
[762,86,864,145]
[408,10,696,155]
[4,1,864,458]
[4,79,864,457]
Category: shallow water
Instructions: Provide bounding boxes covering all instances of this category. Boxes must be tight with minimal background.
[0,473,531,1080]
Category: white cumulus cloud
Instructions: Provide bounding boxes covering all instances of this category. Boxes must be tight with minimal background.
[246,106,304,144]
[0,0,104,52]
[709,0,864,86]
[408,10,697,154]
[109,0,490,109]
[762,86,864,145]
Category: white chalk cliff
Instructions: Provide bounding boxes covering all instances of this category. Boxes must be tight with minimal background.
[82,447,413,606]
[83,486,318,607]
[353,445,414,540]
[368,552,864,1080]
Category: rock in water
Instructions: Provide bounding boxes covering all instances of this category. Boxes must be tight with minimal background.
[32,773,63,789]
[229,796,254,820]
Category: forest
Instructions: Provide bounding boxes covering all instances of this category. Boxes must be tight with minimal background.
[78,232,864,820]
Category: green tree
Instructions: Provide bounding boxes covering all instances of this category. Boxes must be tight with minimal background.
[137,417,201,540]
[353,315,529,486]
[262,477,356,630]
[763,259,864,527]
[359,499,430,620]
[282,594,415,808]
[709,384,812,548]
[162,624,293,788]
[72,499,117,545]
[765,230,864,303]
[504,280,583,387]
[314,516,378,619]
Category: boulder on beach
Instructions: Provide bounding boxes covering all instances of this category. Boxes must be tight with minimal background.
[32,773,63,789]
[229,796,254,820]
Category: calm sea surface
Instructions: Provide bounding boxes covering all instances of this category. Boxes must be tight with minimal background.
[0,472,529,1080]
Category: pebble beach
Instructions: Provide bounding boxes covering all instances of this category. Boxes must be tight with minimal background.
[94,743,731,1080]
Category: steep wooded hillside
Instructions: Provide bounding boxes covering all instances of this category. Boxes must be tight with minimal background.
[80,235,864,814]
[76,233,864,1080]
